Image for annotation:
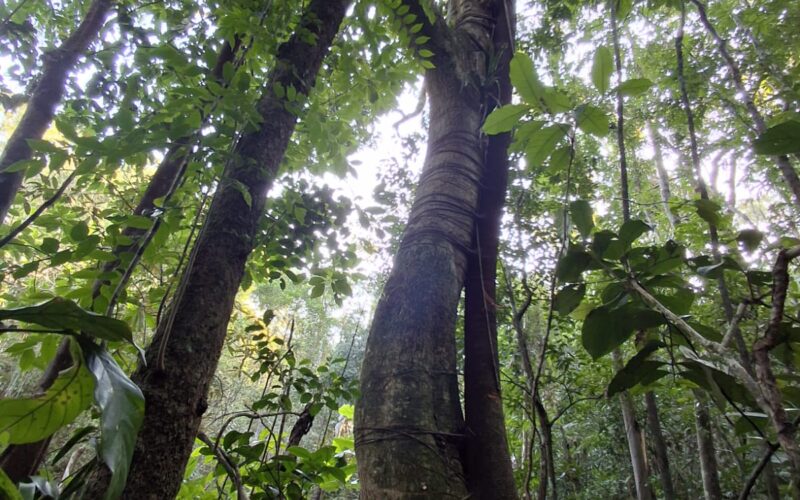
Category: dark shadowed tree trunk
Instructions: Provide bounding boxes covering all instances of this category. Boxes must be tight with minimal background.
[355,1,515,497]
[82,1,350,497]
[0,40,240,485]
[0,0,113,224]
[462,0,517,497]
[610,1,654,496]
[693,392,722,500]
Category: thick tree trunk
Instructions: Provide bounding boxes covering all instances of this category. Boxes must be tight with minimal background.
[82,2,349,497]
[693,393,722,500]
[355,2,507,497]
[0,40,239,484]
[462,0,517,497]
[0,0,112,224]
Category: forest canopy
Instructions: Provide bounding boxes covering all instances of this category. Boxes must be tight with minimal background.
[0,0,799,498]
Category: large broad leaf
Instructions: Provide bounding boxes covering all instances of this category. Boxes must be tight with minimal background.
[84,344,145,500]
[736,229,763,252]
[680,359,756,408]
[555,247,592,283]
[554,284,586,315]
[570,200,594,238]
[510,52,546,108]
[582,303,666,359]
[0,339,94,443]
[618,219,651,248]
[482,104,528,135]
[753,120,800,155]
[0,297,134,344]
[591,46,613,94]
[607,341,666,397]
[526,124,569,167]
[575,104,609,136]
[616,78,652,96]
[693,199,721,226]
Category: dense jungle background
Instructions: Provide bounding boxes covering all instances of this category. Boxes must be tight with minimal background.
[1,0,800,498]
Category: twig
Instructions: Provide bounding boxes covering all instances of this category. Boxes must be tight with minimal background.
[0,168,78,250]
[197,432,249,500]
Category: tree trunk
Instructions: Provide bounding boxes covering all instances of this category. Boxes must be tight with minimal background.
[0,0,112,224]
[462,0,517,497]
[82,1,350,497]
[610,2,653,496]
[645,392,675,500]
[693,392,722,500]
[355,1,508,497]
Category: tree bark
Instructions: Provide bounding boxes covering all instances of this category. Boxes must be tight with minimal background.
[355,1,509,497]
[645,392,675,500]
[693,392,722,500]
[0,0,113,224]
[610,2,653,497]
[82,1,350,497]
[462,0,517,497]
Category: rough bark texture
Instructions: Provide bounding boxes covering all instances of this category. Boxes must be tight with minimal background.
[462,0,517,497]
[355,1,507,497]
[752,246,800,496]
[693,393,722,500]
[82,2,349,497]
[0,0,112,224]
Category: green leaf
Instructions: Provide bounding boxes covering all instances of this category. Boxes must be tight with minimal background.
[526,124,569,167]
[753,120,800,155]
[482,104,528,135]
[0,469,22,500]
[510,52,545,107]
[591,46,613,94]
[694,199,721,226]
[84,344,145,500]
[556,247,592,283]
[554,284,586,315]
[582,304,666,359]
[0,298,134,344]
[310,283,325,298]
[618,220,651,248]
[616,78,653,96]
[70,221,89,241]
[570,200,594,237]
[338,404,355,420]
[607,341,667,397]
[575,104,609,136]
[736,229,763,252]
[0,339,94,443]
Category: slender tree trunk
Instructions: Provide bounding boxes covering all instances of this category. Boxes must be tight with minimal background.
[647,122,676,231]
[645,392,676,500]
[693,392,723,500]
[82,2,350,497]
[0,40,240,484]
[462,0,517,497]
[0,0,112,224]
[609,3,653,497]
[355,1,511,497]
[688,0,800,207]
